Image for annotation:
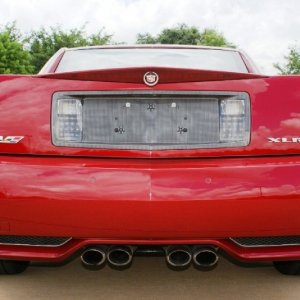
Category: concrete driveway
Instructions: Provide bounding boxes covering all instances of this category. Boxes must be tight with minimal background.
[0,257,300,300]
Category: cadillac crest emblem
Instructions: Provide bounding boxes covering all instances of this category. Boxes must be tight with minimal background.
[143,72,159,86]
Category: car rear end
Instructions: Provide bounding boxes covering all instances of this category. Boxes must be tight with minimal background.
[0,46,300,274]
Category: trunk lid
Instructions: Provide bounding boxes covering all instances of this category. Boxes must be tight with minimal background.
[0,71,299,158]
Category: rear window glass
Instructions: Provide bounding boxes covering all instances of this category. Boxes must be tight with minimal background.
[56,48,248,73]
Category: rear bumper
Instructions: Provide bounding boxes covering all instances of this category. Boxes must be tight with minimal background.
[0,155,300,261]
[2,238,300,263]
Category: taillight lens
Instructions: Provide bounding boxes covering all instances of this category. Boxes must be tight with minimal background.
[55,99,82,142]
[220,99,249,143]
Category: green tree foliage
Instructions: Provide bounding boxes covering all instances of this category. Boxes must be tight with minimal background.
[136,33,157,44]
[199,28,235,48]
[274,47,300,75]
[136,24,235,48]
[28,26,113,73]
[0,23,34,74]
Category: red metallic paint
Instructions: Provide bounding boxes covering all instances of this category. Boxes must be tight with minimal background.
[0,154,300,262]
[0,55,300,263]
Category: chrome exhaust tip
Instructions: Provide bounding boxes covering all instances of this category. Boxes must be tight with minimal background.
[166,247,192,270]
[193,248,218,271]
[107,246,133,270]
[81,247,106,270]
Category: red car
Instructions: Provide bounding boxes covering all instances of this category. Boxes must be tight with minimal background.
[0,45,300,275]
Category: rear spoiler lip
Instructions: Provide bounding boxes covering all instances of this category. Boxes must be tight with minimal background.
[36,66,268,84]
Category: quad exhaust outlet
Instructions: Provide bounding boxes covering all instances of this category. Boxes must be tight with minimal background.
[166,246,192,269]
[80,245,219,271]
[107,246,133,269]
[81,247,106,269]
[193,247,219,270]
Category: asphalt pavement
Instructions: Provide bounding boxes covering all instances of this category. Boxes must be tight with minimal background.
[0,257,300,300]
